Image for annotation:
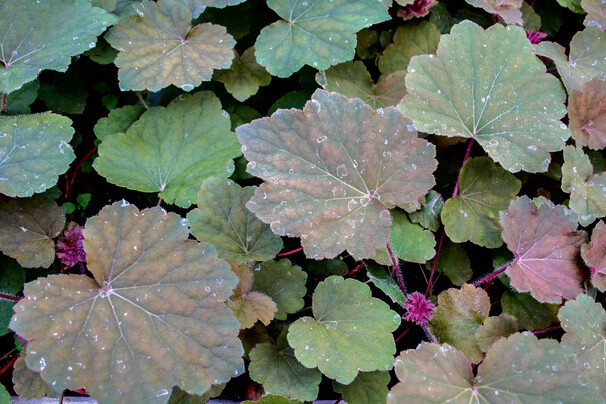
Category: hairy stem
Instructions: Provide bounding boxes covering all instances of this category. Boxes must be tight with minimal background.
[471,258,515,287]
[421,323,437,343]
[0,292,20,302]
[387,242,407,295]
[276,246,303,257]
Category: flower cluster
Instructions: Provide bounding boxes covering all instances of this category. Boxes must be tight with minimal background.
[56,223,86,268]
[403,291,435,325]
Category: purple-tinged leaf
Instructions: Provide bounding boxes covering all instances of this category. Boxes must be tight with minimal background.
[397,0,437,21]
[582,0,606,30]
[582,221,606,291]
[56,223,86,268]
[569,76,606,150]
[500,196,587,303]
[464,0,523,25]
[475,313,518,352]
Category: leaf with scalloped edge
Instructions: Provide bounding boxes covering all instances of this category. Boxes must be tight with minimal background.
[12,351,58,400]
[500,196,587,304]
[168,383,225,404]
[364,260,407,306]
[464,0,523,25]
[94,91,240,208]
[237,90,437,260]
[0,384,9,404]
[534,26,606,93]
[249,328,322,402]
[254,0,390,77]
[428,284,490,363]
[409,191,444,232]
[569,77,606,150]
[521,2,541,31]
[0,0,115,94]
[214,47,271,102]
[475,313,518,352]
[333,371,390,404]
[378,21,440,76]
[442,157,521,248]
[185,0,248,18]
[557,0,585,12]
[562,146,606,226]
[582,221,606,291]
[226,261,277,329]
[559,294,606,398]
[401,21,569,173]
[387,332,603,404]
[243,395,302,404]
[430,238,472,286]
[0,113,75,198]
[4,80,39,115]
[9,201,244,404]
[106,0,235,92]
[94,105,145,141]
[0,255,24,336]
[582,0,606,29]
[315,61,407,109]
[501,290,558,330]
[0,198,64,268]
[251,259,307,321]
[287,276,400,384]
[188,178,282,264]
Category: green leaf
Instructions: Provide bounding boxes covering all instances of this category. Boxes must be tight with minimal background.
[267,91,312,115]
[401,21,569,173]
[562,146,606,226]
[254,0,390,77]
[237,90,437,260]
[464,0,523,25]
[0,0,115,93]
[0,197,65,268]
[373,209,436,264]
[185,0,248,18]
[243,395,302,404]
[430,2,458,34]
[475,313,518,352]
[10,201,244,403]
[364,260,407,306]
[582,0,606,29]
[430,239,472,286]
[356,29,379,60]
[501,290,558,330]
[94,105,145,141]
[0,254,25,336]
[378,21,440,76]
[441,157,521,248]
[0,113,75,197]
[559,294,606,398]
[315,61,408,109]
[239,323,273,359]
[568,76,606,150]
[0,384,10,404]
[521,1,542,31]
[214,47,271,101]
[227,261,277,329]
[168,383,225,404]
[334,371,390,404]
[429,284,490,363]
[288,276,400,384]
[249,328,322,402]
[251,259,307,321]
[94,91,241,208]
[106,0,235,91]
[582,221,606,291]
[409,190,444,232]
[38,67,88,115]
[388,332,603,403]
[4,80,39,115]
[305,258,348,279]
[500,196,587,303]
[188,178,283,263]
[84,37,118,65]
[534,26,606,93]
[12,351,58,400]
[556,0,585,13]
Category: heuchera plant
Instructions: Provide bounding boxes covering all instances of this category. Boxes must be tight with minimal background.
[1,0,606,403]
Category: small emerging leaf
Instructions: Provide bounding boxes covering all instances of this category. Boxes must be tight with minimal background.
[214,47,271,102]
[409,190,444,232]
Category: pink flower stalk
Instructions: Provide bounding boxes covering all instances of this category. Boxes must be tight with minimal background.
[56,223,86,268]
[526,30,547,44]
[403,292,435,325]
[397,0,436,20]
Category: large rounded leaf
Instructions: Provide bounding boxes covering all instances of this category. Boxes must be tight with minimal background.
[569,77,606,150]
[0,0,115,93]
[441,157,521,248]
[388,333,602,403]
[106,0,235,91]
[94,91,240,208]
[287,276,401,384]
[400,21,569,173]
[0,197,65,268]
[582,0,606,29]
[0,113,75,197]
[254,0,390,77]
[500,196,587,303]
[9,201,244,403]
[187,178,282,263]
[237,90,437,260]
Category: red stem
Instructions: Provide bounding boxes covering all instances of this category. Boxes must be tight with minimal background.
[394,325,412,343]
[532,325,561,335]
[348,263,365,277]
[421,323,437,343]
[471,258,515,287]
[387,242,407,295]
[276,246,303,257]
[451,138,474,198]
[0,293,20,302]
[0,355,17,378]
[64,147,97,201]
[0,93,6,112]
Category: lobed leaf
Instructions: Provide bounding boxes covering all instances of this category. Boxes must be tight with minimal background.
[364,260,407,306]
[582,0,606,30]
[287,276,400,384]
[430,238,472,286]
[401,21,569,173]
[94,91,241,208]
[0,197,65,268]
[409,190,444,232]
[333,371,390,404]
[0,113,75,197]
[0,255,24,336]
[106,0,235,91]
[475,313,518,352]
[500,196,587,303]
[10,201,244,403]
[4,80,39,115]
[12,351,58,400]
[237,90,437,260]
[0,0,115,93]
[188,178,282,263]
[94,105,145,141]
[441,157,521,248]
[254,0,390,77]
[582,221,606,291]
[214,47,271,102]
[501,290,558,330]
[464,0,523,25]
[185,0,248,18]
[569,76,606,150]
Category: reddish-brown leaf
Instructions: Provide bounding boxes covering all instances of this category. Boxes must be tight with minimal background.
[569,76,606,150]
[582,220,606,291]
